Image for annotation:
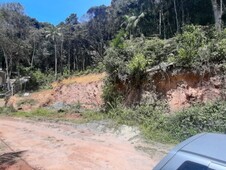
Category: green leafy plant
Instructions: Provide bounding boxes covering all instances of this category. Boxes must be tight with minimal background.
[175,25,207,67]
[166,101,226,141]
[127,53,148,89]
[128,53,147,74]
[102,80,123,110]
[111,30,126,49]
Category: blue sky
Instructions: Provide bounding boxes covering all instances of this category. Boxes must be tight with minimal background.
[0,0,111,25]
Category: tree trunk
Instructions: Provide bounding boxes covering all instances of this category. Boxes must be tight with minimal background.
[82,55,85,71]
[9,56,12,79]
[76,55,79,71]
[181,0,185,26]
[31,38,36,67]
[73,49,76,71]
[60,39,64,75]
[2,47,10,90]
[173,0,179,33]
[159,9,162,36]
[211,0,223,32]
[68,41,71,73]
[163,13,166,39]
[54,44,57,80]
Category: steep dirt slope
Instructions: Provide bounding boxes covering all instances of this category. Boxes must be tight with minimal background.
[149,71,225,112]
[7,73,106,111]
[7,70,224,112]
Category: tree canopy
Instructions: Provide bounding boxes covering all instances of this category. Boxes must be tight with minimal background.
[0,0,226,81]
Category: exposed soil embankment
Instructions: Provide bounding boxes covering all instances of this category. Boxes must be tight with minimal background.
[6,70,225,113]
[53,81,103,109]
[147,70,225,112]
[7,73,106,111]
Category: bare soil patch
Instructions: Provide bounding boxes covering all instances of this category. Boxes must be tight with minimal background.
[0,118,171,170]
[151,71,224,112]
[7,73,106,111]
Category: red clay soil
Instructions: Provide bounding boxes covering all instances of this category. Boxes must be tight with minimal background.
[0,134,33,170]
[7,89,54,111]
[152,72,223,112]
[167,85,221,112]
[0,118,157,170]
[7,73,106,111]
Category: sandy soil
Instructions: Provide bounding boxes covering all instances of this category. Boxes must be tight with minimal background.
[0,118,164,170]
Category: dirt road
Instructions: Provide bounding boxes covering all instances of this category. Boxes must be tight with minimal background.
[0,118,168,170]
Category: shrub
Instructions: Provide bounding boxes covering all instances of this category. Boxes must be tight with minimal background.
[102,80,123,110]
[174,25,207,67]
[166,101,226,141]
[27,69,55,90]
[212,38,226,62]
[143,37,167,66]
[128,53,147,74]
[105,103,173,143]
[111,30,126,49]
[127,53,148,86]
[104,101,226,143]
[104,47,129,76]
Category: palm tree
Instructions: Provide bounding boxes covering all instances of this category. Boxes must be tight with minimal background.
[122,13,145,38]
[45,26,62,80]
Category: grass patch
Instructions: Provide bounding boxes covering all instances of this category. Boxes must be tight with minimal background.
[2,108,56,118]
[2,100,226,145]
[104,105,177,144]
[0,107,17,115]
[97,100,226,144]
[16,99,37,107]
[80,110,107,122]
[0,106,105,124]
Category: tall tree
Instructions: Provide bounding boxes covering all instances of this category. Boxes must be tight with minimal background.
[211,0,223,32]
[45,26,62,80]
[0,3,29,89]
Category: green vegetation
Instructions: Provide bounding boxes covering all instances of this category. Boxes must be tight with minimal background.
[2,100,226,144]
[1,0,226,145]
[0,0,225,84]
[166,101,226,141]
[98,101,226,144]
[16,99,37,107]
[103,26,226,108]
[0,108,55,118]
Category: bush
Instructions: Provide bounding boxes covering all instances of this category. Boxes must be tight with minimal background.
[174,25,207,67]
[102,80,123,110]
[111,30,126,49]
[0,106,16,115]
[127,53,148,86]
[128,53,147,74]
[166,101,226,141]
[103,100,226,143]
[27,69,55,90]
[143,37,167,66]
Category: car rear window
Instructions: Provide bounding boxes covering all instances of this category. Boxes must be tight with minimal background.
[177,161,208,170]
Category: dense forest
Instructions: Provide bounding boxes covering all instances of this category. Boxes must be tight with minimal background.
[0,0,226,81]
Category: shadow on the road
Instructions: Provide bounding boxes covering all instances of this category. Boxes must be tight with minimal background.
[0,151,26,168]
